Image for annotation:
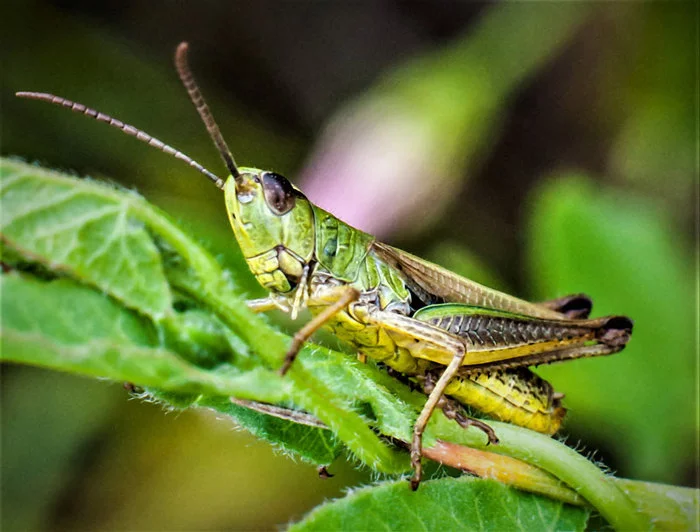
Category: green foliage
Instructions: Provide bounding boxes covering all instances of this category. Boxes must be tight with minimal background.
[527,175,695,483]
[1,159,695,530]
[0,159,341,465]
[1,165,172,316]
[290,478,589,531]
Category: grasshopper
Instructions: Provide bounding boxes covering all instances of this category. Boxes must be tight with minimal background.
[17,42,633,489]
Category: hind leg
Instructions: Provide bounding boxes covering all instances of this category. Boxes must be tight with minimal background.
[410,349,466,490]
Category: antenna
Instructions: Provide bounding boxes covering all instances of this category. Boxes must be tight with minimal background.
[15,91,226,189]
[175,42,240,178]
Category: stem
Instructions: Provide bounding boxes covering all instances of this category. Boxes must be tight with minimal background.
[422,440,585,507]
[426,416,652,531]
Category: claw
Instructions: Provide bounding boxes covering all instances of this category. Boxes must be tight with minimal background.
[317,465,334,479]
[449,403,499,445]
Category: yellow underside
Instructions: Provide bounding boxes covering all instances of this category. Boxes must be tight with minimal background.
[445,373,565,435]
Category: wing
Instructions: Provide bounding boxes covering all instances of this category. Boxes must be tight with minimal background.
[371,241,566,320]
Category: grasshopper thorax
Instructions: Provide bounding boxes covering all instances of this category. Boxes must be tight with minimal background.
[224,169,315,293]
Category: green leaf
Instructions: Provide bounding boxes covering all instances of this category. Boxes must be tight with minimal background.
[0,163,172,318]
[526,175,695,483]
[1,271,156,347]
[195,397,340,464]
[1,272,267,398]
[290,478,590,531]
[1,269,345,465]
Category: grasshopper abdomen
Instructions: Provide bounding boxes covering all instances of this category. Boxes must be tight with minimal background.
[440,368,567,435]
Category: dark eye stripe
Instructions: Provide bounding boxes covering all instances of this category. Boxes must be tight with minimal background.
[262,172,296,215]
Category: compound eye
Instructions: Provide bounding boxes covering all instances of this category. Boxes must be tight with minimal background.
[262,172,296,215]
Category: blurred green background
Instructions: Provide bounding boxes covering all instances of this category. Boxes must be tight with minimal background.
[1,1,696,530]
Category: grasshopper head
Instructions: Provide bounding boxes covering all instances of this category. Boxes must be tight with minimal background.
[223,169,315,293]
[172,43,316,294]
